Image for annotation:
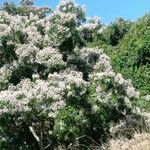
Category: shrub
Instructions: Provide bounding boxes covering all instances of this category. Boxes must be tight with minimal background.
[0,0,148,149]
[103,18,132,46]
[112,13,150,95]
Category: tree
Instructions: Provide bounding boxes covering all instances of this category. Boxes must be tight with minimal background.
[20,0,34,6]
[104,18,132,46]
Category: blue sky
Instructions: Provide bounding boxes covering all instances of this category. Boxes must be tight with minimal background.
[0,0,150,24]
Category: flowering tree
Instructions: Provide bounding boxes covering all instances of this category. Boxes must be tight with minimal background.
[0,0,147,149]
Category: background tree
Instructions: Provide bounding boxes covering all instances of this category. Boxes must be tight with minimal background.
[20,0,34,6]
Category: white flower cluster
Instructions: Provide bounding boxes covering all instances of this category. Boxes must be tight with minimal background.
[77,16,101,31]
[0,65,13,90]
[48,70,88,97]
[35,47,66,67]
[73,47,140,111]
[91,71,139,100]
[0,76,64,115]
[59,0,75,6]
[77,47,112,72]
[0,0,143,120]
[143,95,150,101]
[15,44,38,62]
[0,87,29,114]
[115,73,140,98]
[0,69,88,117]
[77,47,102,60]
[0,9,50,46]
[48,11,76,46]
[0,24,11,36]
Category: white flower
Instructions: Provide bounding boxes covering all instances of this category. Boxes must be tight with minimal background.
[35,47,65,67]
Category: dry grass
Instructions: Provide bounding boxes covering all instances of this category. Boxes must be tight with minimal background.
[103,132,150,150]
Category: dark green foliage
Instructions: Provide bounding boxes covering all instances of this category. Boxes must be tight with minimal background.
[54,106,89,145]
[112,13,150,95]
[86,19,132,54]
[20,0,34,6]
[9,62,35,85]
[1,1,51,18]
[0,113,39,149]
[104,18,132,46]
[67,56,92,80]
[12,31,28,44]
[2,1,17,15]
[0,38,17,67]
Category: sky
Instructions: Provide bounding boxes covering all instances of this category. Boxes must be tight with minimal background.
[0,0,150,24]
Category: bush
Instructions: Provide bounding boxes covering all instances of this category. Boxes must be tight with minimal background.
[112,13,150,95]
[103,18,132,46]
[0,0,148,149]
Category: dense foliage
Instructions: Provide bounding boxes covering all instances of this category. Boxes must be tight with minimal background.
[103,18,132,46]
[112,14,150,95]
[0,0,149,149]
